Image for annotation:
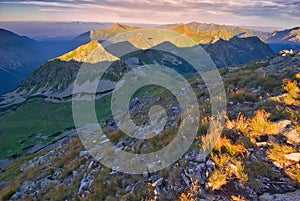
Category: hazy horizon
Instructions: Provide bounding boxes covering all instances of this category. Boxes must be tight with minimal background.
[0,20,287,41]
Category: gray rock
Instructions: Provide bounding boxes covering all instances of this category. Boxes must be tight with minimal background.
[88,161,94,170]
[259,190,300,201]
[20,181,36,194]
[20,150,55,172]
[79,150,89,158]
[78,173,94,196]
[206,159,215,168]
[152,178,163,187]
[37,178,59,191]
[149,175,161,183]
[52,168,64,180]
[181,173,191,186]
[107,118,117,131]
[73,170,78,178]
[10,192,23,200]
[168,105,181,116]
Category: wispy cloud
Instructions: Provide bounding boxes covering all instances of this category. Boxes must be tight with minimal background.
[0,0,299,27]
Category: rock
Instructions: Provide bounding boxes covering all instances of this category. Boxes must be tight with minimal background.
[107,118,117,131]
[275,120,300,144]
[20,150,56,172]
[259,190,300,201]
[279,49,295,57]
[276,120,292,132]
[184,151,198,161]
[79,150,89,158]
[20,181,36,194]
[52,168,64,180]
[181,173,191,186]
[37,178,59,191]
[149,175,161,183]
[152,178,163,187]
[78,173,94,196]
[285,153,300,162]
[88,161,94,170]
[168,105,181,116]
[206,159,215,169]
[283,128,300,144]
[256,142,268,147]
[166,120,176,128]
[73,170,78,177]
[10,192,23,200]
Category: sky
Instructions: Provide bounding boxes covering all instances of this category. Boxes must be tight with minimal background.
[0,0,299,28]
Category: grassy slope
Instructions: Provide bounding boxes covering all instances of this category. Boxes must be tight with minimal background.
[0,95,112,159]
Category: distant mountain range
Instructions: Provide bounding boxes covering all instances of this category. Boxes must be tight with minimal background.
[0,29,39,95]
[0,29,90,94]
[159,22,270,40]
[0,22,299,96]
[0,23,276,108]
[267,27,300,52]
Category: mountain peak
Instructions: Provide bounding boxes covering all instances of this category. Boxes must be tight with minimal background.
[107,23,137,31]
[173,24,193,33]
[59,40,118,63]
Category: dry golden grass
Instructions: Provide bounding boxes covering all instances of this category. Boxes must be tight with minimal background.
[231,195,247,201]
[226,110,279,138]
[249,109,279,137]
[295,73,300,81]
[209,139,248,191]
[214,137,247,156]
[226,114,249,135]
[232,160,248,182]
[208,169,227,191]
[282,78,300,106]
[179,192,196,201]
[285,165,300,187]
[267,144,295,164]
[211,153,230,168]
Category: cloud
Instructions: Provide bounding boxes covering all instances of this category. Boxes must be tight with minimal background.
[0,0,299,27]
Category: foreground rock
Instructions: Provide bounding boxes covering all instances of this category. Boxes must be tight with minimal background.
[259,190,300,201]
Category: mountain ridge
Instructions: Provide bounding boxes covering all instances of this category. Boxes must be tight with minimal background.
[267,27,300,52]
